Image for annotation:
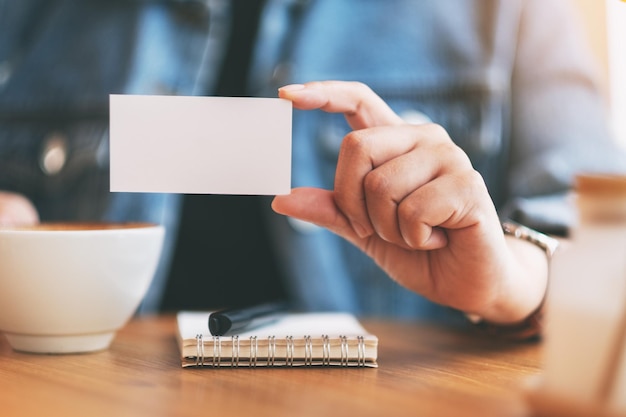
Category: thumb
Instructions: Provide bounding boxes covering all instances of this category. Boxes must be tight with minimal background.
[272,187,359,243]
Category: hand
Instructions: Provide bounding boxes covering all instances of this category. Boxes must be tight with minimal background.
[0,191,40,226]
[273,81,548,324]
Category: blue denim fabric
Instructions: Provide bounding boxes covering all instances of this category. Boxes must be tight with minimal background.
[2,0,625,320]
[249,0,626,320]
[0,0,221,313]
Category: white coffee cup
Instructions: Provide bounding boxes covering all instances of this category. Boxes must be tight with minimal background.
[0,222,164,354]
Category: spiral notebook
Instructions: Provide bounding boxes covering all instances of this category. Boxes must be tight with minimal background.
[176,311,378,368]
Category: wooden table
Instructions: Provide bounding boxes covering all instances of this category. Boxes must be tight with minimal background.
[0,315,542,417]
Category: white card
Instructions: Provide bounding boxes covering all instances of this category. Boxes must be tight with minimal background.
[109,95,292,195]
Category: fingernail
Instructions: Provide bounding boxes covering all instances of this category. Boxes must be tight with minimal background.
[278,84,306,93]
[351,220,371,239]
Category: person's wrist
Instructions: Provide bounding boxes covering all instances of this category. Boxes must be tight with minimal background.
[466,221,558,339]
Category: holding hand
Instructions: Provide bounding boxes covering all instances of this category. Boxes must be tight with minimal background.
[273,81,548,325]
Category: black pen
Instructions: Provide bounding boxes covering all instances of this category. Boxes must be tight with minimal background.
[208,301,288,336]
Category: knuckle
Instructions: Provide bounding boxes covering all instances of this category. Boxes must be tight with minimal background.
[404,122,455,150]
[450,147,472,167]
[463,168,488,190]
[397,198,421,221]
[435,141,472,168]
[363,170,391,197]
[423,123,451,141]
[306,81,325,89]
[340,130,370,157]
[349,81,372,95]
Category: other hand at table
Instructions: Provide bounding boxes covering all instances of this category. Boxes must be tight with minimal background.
[0,191,40,226]
[273,81,548,325]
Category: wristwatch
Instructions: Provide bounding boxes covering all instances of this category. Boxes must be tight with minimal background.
[468,221,559,340]
[501,221,560,259]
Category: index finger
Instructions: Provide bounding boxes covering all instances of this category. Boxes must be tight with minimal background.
[278,81,404,130]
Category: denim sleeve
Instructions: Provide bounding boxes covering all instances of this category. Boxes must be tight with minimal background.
[0,0,221,312]
[256,0,519,319]
[255,0,626,318]
[504,0,626,234]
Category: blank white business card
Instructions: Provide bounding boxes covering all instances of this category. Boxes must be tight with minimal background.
[109,95,292,195]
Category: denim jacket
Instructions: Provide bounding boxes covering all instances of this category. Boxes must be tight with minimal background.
[249,0,626,318]
[2,0,625,318]
[0,0,220,312]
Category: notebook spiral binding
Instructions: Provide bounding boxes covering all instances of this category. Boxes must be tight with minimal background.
[212,335,221,368]
[232,335,240,367]
[286,335,294,366]
[322,335,330,366]
[357,336,365,367]
[193,334,367,367]
[250,336,258,367]
[268,336,276,367]
[196,334,204,367]
[340,335,348,366]
[304,335,313,366]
